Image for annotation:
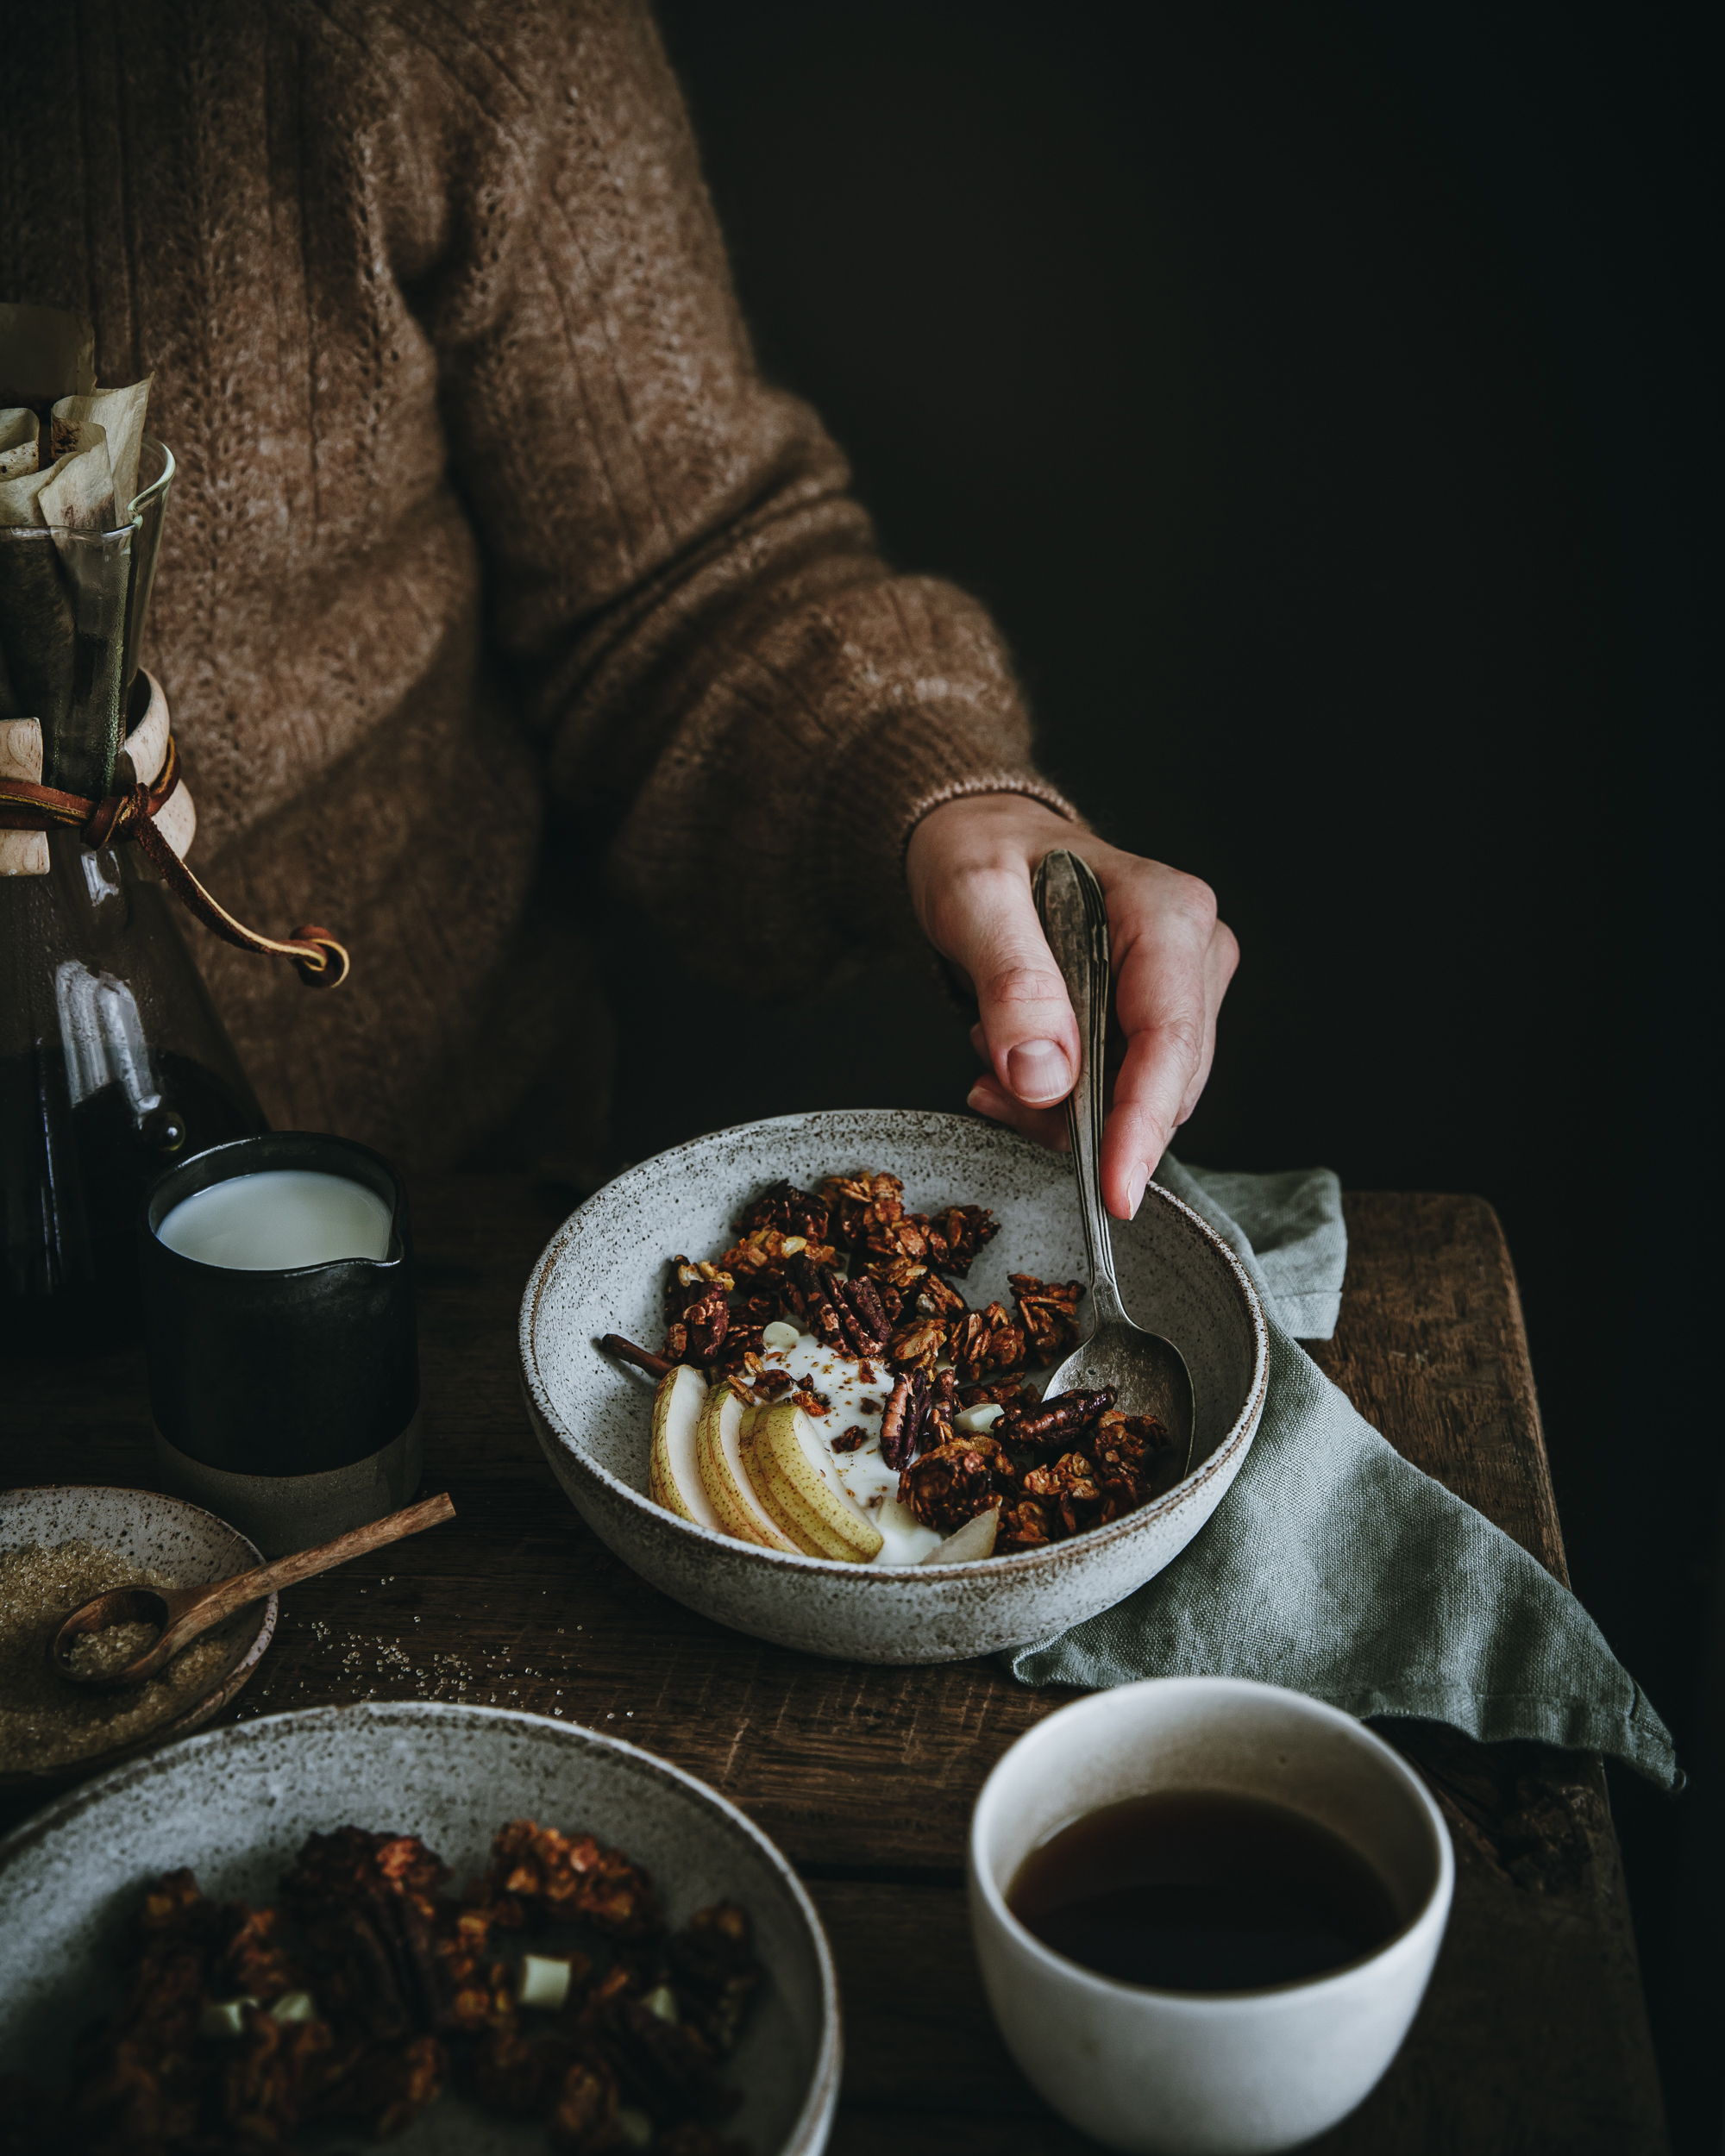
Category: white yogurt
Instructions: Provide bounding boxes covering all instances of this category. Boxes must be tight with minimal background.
[157,1169,393,1270]
[762,1329,942,1564]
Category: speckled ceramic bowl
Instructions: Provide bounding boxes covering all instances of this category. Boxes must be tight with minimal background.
[520,1111,1269,1663]
[0,1702,840,2156]
[0,1485,274,1791]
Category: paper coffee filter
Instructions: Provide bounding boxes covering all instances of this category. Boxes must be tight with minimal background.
[0,409,36,484]
[34,420,116,534]
[0,308,150,526]
[53,384,150,518]
[0,305,158,792]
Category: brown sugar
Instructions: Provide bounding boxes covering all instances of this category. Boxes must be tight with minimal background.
[66,1618,161,1681]
[0,1539,250,1775]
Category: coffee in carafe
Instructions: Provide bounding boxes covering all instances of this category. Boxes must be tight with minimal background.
[2,307,268,1351]
[1,422,263,1351]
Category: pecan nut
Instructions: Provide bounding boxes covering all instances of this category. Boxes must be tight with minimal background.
[997,1386,1116,1450]
[784,1253,892,1359]
[878,1373,919,1471]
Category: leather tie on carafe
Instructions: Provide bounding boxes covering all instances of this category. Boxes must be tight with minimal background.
[0,672,347,988]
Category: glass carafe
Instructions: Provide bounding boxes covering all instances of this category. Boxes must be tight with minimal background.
[1,439,264,1353]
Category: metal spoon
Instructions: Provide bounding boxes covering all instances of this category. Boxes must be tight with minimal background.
[49,1492,456,1689]
[1033,849,1196,1470]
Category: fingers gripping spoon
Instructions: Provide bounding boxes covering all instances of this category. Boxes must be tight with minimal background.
[1032,850,1196,1471]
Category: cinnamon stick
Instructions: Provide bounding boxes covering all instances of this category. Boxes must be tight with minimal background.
[599,1333,673,1381]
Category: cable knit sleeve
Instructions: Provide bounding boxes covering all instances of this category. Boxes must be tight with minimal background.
[386,0,1077,981]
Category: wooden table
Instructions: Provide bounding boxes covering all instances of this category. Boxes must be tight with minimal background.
[4,1179,1668,2153]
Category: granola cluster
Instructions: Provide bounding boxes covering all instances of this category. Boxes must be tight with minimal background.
[659,1171,1024,1400]
[3,1824,762,2156]
[639,1169,1182,1555]
[902,1389,1183,1550]
[657,1174,984,1383]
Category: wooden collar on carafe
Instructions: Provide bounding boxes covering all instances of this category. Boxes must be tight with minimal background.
[0,672,348,988]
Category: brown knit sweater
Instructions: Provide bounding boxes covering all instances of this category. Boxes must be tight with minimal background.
[1,0,1070,1168]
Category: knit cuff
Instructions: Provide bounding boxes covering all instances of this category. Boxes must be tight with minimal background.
[825,698,1087,950]
[899,769,1090,857]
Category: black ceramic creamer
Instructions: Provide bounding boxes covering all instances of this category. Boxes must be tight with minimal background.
[139,1132,420,1553]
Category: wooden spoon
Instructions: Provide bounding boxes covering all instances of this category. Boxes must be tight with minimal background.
[49,1492,456,1689]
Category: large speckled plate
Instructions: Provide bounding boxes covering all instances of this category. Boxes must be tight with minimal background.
[0,1702,839,2156]
[520,1111,1269,1663]
[0,1484,274,1792]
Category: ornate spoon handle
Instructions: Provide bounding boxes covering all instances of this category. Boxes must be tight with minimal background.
[1034,849,1128,1329]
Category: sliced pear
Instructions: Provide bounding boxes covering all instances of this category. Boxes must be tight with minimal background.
[742,1401,886,1564]
[696,1382,800,1552]
[918,1503,1000,1565]
[648,1363,719,1528]
[738,1407,846,1560]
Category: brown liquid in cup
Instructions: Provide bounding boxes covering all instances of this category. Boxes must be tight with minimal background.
[1007,1789,1401,1992]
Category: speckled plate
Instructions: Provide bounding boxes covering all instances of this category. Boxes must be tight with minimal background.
[520,1110,1269,1663]
[0,1485,274,1792]
[0,1701,840,2156]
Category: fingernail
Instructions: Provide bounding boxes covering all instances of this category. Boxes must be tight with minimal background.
[967,1081,1003,1118]
[1126,1163,1149,1219]
[1007,1039,1073,1103]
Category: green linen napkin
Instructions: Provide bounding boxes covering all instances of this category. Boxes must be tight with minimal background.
[1006,1158,1678,1789]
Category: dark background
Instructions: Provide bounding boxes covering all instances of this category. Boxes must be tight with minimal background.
[606,2,1716,2142]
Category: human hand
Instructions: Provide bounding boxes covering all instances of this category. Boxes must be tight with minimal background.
[903,795,1239,1219]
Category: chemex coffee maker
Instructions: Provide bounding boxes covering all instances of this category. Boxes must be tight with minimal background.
[0,304,346,1353]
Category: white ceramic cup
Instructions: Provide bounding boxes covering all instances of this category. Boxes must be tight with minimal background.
[969,1677,1454,2156]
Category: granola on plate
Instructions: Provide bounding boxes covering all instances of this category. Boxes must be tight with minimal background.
[0,1823,762,2156]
